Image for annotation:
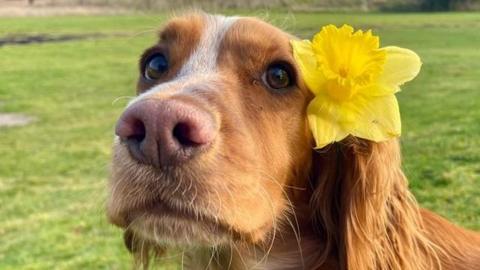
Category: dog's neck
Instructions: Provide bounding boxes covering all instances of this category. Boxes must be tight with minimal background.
[185,238,329,269]
[183,204,338,270]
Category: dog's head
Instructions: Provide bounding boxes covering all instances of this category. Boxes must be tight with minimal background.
[107,13,313,246]
[107,13,437,270]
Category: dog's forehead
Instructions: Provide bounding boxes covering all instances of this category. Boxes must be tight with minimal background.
[177,14,238,76]
[159,14,291,75]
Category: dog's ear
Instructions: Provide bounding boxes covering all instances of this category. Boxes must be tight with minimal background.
[309,138,440,270]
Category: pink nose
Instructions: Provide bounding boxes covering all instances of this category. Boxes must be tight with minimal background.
[115,99,216,167]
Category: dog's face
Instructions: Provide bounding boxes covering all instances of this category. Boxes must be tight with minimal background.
[107,14,313,247]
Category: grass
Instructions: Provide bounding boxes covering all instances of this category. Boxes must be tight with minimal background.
[1,11,479,269]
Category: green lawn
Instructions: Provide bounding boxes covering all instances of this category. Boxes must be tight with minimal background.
[1,11,479,269]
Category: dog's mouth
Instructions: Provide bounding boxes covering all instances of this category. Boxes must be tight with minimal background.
[109,143,233,244]
[109,142,273,246]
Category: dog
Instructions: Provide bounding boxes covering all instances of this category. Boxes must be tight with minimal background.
[107,13,480,269]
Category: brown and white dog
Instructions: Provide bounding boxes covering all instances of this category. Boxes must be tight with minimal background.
[107,13,480,270]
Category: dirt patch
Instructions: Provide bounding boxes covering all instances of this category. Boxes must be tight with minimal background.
[0,113,35,128]
[0,33,107,46]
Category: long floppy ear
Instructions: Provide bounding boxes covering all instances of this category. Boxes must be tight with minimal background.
[310,138,441,270]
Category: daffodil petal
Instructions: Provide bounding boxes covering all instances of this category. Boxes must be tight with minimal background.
[349,94,401,142]
[379,46,422,93]
[357,83,396,97]
[291,39,325,95]
[307,96,349,148]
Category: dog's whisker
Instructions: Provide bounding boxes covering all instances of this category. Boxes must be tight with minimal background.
[257,170,305,266]
[247,184,278,269]
[111,95,135,105]
[232,243,249,270]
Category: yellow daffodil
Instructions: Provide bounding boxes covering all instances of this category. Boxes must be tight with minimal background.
[291,25,421,149]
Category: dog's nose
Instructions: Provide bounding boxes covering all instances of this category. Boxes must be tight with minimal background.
[115,99,216,167]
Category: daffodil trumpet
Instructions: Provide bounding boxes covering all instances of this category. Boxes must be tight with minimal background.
[291,25,421,149]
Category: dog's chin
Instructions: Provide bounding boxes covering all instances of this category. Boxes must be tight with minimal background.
[122,201,235,247]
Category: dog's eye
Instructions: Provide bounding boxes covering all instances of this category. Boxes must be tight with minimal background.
[263,63,294,90]
[144,53,168,81]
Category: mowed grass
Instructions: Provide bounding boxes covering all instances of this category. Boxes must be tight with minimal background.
[1,11,479,269]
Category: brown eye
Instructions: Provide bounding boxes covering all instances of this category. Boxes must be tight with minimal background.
[263,63,294,90]
[144,53,168,81]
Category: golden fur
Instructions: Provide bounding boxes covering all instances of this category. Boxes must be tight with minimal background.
[107,13,480,269]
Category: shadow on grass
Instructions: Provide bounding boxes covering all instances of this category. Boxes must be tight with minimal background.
[0,33,125,46]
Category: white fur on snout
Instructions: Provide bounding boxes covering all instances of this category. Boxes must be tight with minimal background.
[127,14,238,108]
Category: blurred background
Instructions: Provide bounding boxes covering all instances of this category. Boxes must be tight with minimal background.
[2,0,480,12]
[0,0,479,269]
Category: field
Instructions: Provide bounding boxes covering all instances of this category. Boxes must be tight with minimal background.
[1,11,479,269]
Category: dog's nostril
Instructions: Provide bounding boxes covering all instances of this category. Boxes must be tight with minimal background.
[127,119,146,143]
[116,116,149,164]
[116,114,146,143]
[173,122,198,147]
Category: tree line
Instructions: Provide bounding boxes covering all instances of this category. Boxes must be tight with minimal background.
[27,0,480,11]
